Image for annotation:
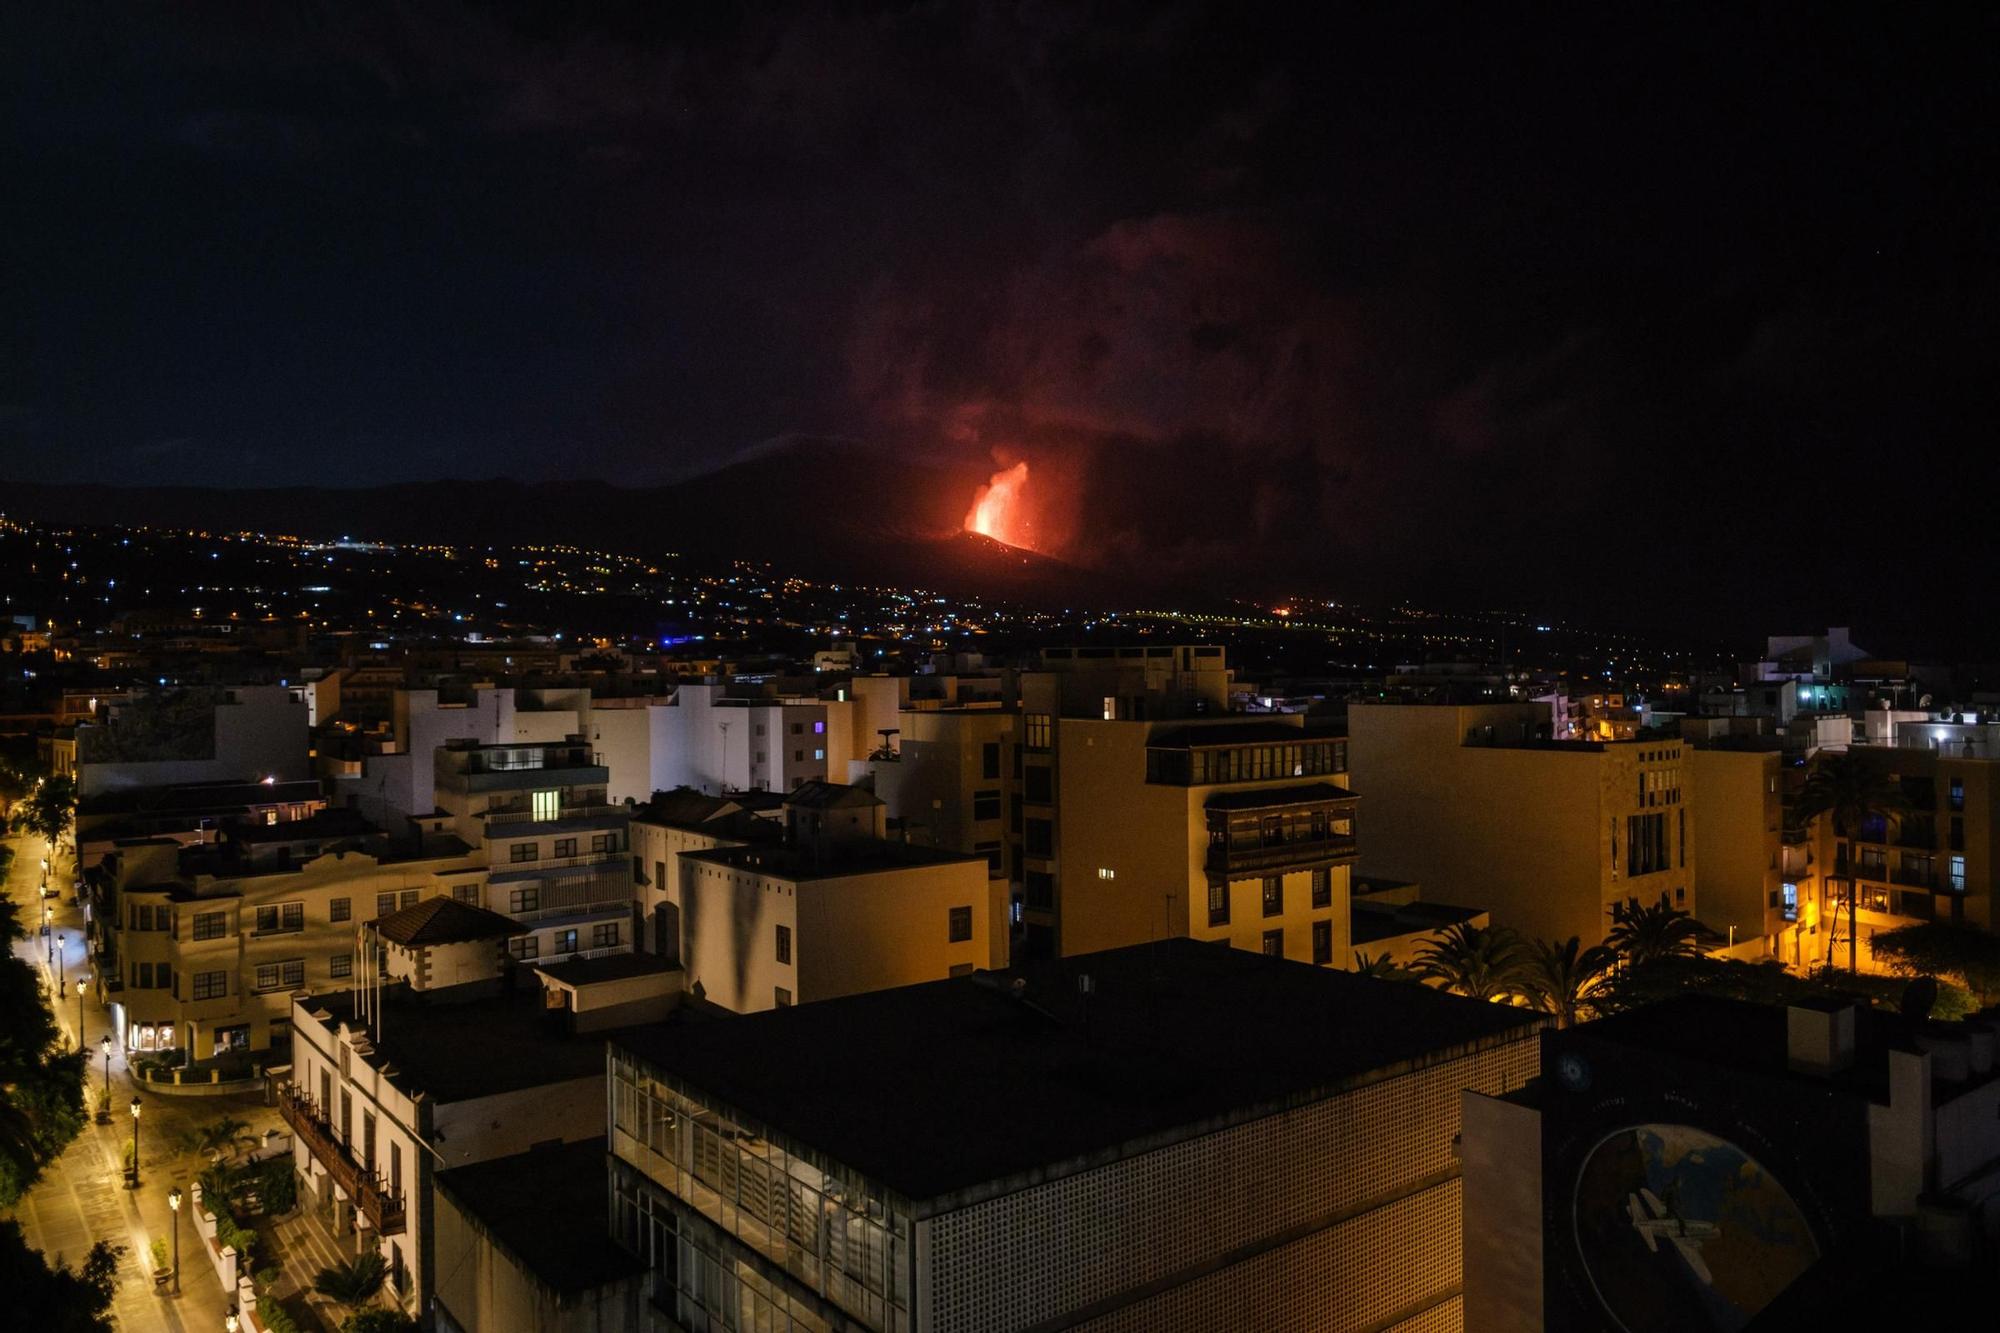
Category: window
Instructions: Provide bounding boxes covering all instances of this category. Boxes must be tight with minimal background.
[774,987,792,1007]
[1310,868,1332,909]
[814,748,825,761]
[508,937,539,960]
[453,883,479,904]
[1025,818,1053,857]
[1312,920,1333,965]
[1208,881,1230,927]
[1262,876,1284,917]
[1950,856,1967,893]
[1097,867,1115,880]
[553,838,577,858]
[255,902,304,934]
[590,833,614,854]
[257,963,280,991]
[791,722,804,735]
[972,789,1001,821]
[814,721,826,735]
[1024,766,1052,803]
[554,929,578,955]
[330,897,351,923]
[532,790,560,822]
[509,887,540,914]
[399,890,418,909]
[982,742,1000,780]
[1025,713,1052,751]
[331,954,352,979]
[375,892,397,918]
[133,962,153,989]
[754,724,765,737]
[1626,812,1669,876]
[1025,871,1054,910]
[592,922,621,948]
[1262,928,1284,958]
[510,842,539,864]
[655,861,666,893]
[192,911,228,941]
[793,749,804,762]
[774,924,792,964]
[1949,777,1964,811]
[192,970,228,1001]
[974,841,1003,876]
[948,906,973,943]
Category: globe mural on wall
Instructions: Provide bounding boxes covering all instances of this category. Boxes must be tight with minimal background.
[1572,1124,1820,1332]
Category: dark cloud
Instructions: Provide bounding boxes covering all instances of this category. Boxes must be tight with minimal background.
[1,3,1995,648]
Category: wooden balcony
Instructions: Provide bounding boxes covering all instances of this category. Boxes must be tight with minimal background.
[1205,834,1357,876]
[277,1085,405,1235]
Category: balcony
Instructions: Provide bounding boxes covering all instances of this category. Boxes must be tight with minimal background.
[1205,834,1357,876]
[483,802,622,827]
[277,1085,406,1235]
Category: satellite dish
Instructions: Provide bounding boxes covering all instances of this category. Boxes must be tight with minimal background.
[1900,975,1939,1023]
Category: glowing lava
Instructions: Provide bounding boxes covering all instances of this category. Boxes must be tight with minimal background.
[964,461,1032,549]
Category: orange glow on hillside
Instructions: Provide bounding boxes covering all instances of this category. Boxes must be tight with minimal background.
[964,461,1032,549]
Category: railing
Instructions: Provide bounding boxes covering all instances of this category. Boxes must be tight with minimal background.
[484,802,622,826]
[276,1085,406,1235]
[1205,835,1357,875]
[490,853,626,878]
[511,895,631,926]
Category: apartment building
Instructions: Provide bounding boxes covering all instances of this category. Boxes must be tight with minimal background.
[1463,995,2000,1330]
[677,783,992,1013]
[660,683,831,795]
[434,738,635,966]
[1810,717,1997,973]
[324,686,589,824]
[1686,735,1789,956]
[284,953,617,1317]
[609,939,1542,1332]
[630,789,776,958]
[72,683,309,797]
[101,817,481,1055]
[1349,701,1695,946]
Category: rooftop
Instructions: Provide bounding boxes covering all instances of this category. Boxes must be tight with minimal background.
[230,808,380,844]
[1146,720,1342,749]
[783,779,883,811]
[682,839,983,882]
[370,896,520,946]
[1571,994,1921,1104]
[1352,899,1484,945]
[298,987,617,1102]
[434,1138,646,1298]
[535,952,680,988]
[78,778,323,818]
[614,938,1540,1204]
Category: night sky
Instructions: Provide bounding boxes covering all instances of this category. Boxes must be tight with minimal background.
[3,6,1994,649]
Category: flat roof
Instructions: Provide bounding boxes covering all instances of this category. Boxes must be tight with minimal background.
[535,953,680,987]
[682,840,982,882]
[1351,899,1483,945]
[614,939,1540,1204]
[299,987,616,1103]
[1146,721,1343,749]
[434,1138,644,1298]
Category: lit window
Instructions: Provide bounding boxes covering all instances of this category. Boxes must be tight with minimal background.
[1097,867,1115,880]
[531,790,560,822]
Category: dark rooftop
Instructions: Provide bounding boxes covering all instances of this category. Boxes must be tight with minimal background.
[1352,899,1485,945]
[614,938,1540,1204]
[1572,994,1921,1104]
[1146,720,1345,749]
[299,987,617,1101]
[434,1138,645,1298]
[632,788,739,828]
[1203,781,1357,811]
[683,838,982,882]
[230,808,379,843]
[78,778,323,818]
[370,896,520,946]
[783,779,883,810]
[535,952,680,987]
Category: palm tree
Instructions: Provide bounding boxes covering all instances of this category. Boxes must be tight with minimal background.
[1412,921,1526,1001]
[1606,894,1702,968]
[313,1250,388,1310]
[1521,936,1617,1027]
[1796,750,1910,972]
[194,1115,254,1163]
[1351,951,1412,982]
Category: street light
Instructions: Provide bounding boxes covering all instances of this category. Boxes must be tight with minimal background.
[167,1186,182,1295]
[129,1096,141,1187]
[74,977,85,1050]
[99,1034,111,1100]
[226,1312,239,1333]
[42,903,52,959]
[57,933,66,988]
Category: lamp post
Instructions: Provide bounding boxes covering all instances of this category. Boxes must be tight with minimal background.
[43,903,52,960]
[167,1186,182,1295]
[129,1096,141,1187]
[226,1312,239,1333]
[74,977,86,1050]
[100,1034,111,1100]
[57,934,66,988]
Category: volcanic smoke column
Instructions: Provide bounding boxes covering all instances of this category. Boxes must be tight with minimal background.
[964,461,1032,549]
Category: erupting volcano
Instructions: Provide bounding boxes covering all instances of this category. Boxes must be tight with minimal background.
[963,460,1033,549]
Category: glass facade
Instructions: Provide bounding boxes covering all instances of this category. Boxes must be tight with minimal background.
[611,1048,912,1333]
[1147,738,1348,785]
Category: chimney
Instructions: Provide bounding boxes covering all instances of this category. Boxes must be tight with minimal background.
[1786,999,1857,1075]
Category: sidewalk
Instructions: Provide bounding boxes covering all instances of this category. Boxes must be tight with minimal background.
[3,831,272,1332]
